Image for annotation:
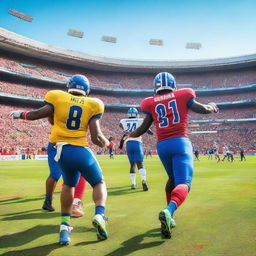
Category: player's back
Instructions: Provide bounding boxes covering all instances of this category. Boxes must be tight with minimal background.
[141,88,195,142]
[120,117,143,142]
[45,90,104,146]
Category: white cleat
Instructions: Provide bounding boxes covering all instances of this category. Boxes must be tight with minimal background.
[92,214,108,241]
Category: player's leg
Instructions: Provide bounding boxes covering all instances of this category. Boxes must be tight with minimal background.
[75,147,108,241]
[58,164,80,244]
[58,145,88,245]
[135,142,148,191]
[137,162,148,191]
[126,141,137,189]
[165,178,175,204]
[42,143,62,212]
[157,139,177,238]
[129,163,136,189]
[71,175,87,218]
[157,137,193,238]
[168,138,193,217]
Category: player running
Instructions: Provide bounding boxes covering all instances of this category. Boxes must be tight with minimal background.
[43,115,87,218]
[125,72,218,238]
[119,108,153,191]
[10,74,110,245]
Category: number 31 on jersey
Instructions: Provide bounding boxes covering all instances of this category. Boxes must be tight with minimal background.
[155,99,180,128]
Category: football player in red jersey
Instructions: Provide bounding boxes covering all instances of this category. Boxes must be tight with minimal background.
[126,72,218,239]
[107,137,115,159]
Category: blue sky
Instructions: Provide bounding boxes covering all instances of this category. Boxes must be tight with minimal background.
[0,0,256,60]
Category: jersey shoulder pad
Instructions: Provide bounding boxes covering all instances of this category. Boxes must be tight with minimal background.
[88,97,104,114]
[140,97,153,113]
[44,90,64,104]
[179,88,196,98]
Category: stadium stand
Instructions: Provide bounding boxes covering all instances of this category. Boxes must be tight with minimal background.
[0,28,255,155]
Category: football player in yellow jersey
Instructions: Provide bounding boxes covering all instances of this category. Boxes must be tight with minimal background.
[11,74,110,245]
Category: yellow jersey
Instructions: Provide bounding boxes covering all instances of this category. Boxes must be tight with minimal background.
[44,90,104,146]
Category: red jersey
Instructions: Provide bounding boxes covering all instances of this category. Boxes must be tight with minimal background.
[141,88,196,142]
[107,141,114,149]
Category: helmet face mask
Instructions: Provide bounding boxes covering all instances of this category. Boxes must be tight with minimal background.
[153,72,176,94]
[67,74,90,96]
[127,107,138,118]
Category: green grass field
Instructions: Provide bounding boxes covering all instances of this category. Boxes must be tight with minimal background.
[0,155,255,256]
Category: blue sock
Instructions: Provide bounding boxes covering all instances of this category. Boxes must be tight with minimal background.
[46,194,52,200]
[166,201,177,216]
[95,205,105,215]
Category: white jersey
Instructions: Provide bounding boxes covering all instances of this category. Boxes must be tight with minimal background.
[120,117,144,143]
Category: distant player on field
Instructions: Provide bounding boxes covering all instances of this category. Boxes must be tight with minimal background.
[145,149,153,158]
[10,74,110,245]
[107,136,115,159]
[240,148,246,161]
[194,147,200,161]
[125,72,218,238]
[119,108,153,191]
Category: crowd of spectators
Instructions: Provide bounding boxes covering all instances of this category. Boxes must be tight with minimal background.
[1,54,256,90]
[1,105,255,156]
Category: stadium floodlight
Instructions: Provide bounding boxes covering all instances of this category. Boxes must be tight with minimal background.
[149,39,164,46]
[8,9,33,22]
[101,35,117,43]
[185,42,202,50]
[67,29,84,38]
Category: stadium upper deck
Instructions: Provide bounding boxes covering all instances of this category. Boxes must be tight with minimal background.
[1,28,256,73]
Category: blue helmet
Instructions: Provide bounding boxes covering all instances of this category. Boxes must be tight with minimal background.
[127,107,138,118]
[67,74,90,96]
[153,72,176,94]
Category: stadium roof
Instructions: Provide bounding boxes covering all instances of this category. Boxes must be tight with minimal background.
[0,28,256,73]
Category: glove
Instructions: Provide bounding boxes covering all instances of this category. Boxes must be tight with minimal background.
[10,110,24,119]
[208,103,219,113]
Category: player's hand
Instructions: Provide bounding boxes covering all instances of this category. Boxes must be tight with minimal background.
[9,110,23,119]
[208,103,219,113]
[119,132,129,149]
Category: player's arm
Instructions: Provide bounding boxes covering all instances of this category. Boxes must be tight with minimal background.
[10,105,53,120]
[129,113,153,138]
[189,100,219,114]
[48,115,54,125]
[89,118,110,148]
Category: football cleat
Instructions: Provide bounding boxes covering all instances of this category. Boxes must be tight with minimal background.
[67,74,90,96]
[42,199,55,212]
[59,224,73,245]
[92,214,108,241]
[127,107,138,118]
[142,181,149,191]
[131,184,136,190]
[159,209,176,239]
[71,202,84,218]
[154,72,176,94]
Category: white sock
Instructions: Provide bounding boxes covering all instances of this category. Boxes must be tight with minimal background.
[139,168,146,182]
[130,173,136,185]
[73,198,81,205]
